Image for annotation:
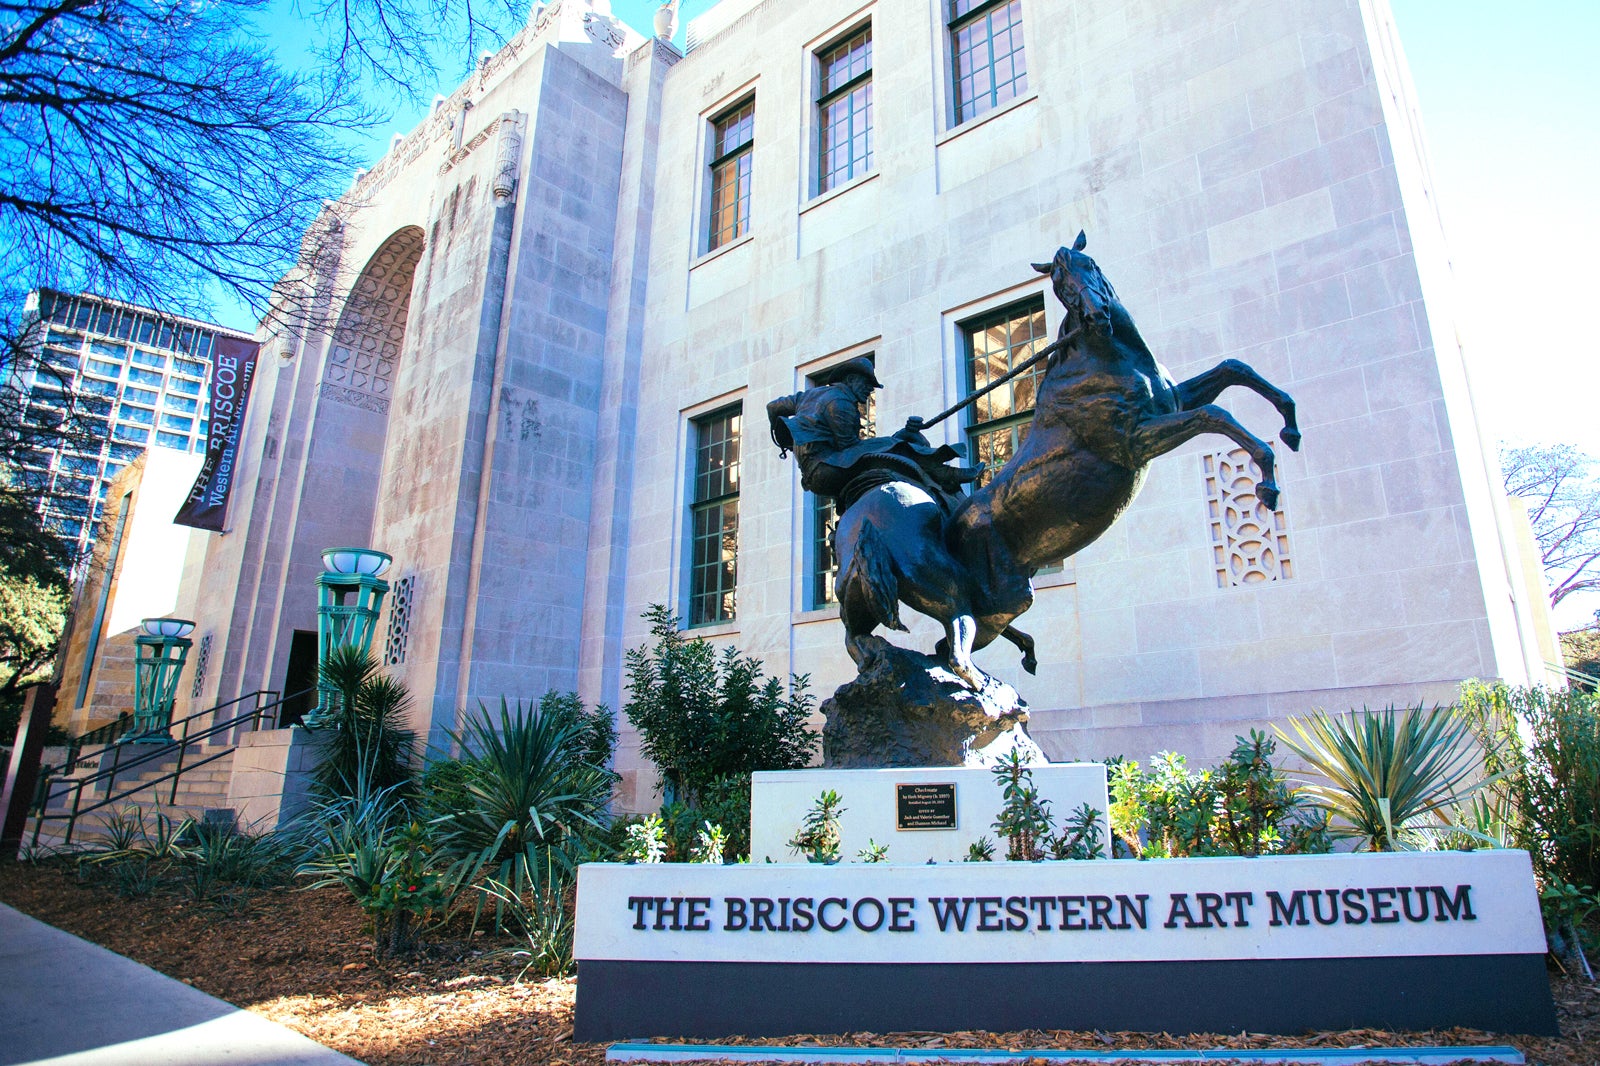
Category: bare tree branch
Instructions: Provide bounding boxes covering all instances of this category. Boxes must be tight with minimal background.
[1502,443,1600,607]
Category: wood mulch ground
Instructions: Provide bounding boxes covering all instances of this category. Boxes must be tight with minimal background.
[1,859,1596,1066]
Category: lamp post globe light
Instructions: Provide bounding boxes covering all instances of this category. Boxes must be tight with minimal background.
[131,617,196,742]
[304,547,392,728]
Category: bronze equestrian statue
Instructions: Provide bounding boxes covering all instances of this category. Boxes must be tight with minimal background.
[772,232,1301,693]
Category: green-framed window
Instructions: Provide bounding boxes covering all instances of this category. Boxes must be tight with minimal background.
[949,0,1028,124]
[817,25,873,194]
[689,405,742,626]
[708,98,755,252]
[962,297,1048,487]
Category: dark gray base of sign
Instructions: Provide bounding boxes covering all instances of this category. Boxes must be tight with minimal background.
[573,955,1557,1041]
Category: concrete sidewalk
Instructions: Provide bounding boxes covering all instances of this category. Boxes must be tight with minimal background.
[0,904,364,1065]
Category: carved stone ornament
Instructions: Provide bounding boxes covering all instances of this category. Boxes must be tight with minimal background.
[492,112,524,206]
[1205,447,1293,586]
[319,381,390,414]
[654,1,679,40]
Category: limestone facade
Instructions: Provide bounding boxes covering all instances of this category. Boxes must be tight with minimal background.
[172,0,1554,811]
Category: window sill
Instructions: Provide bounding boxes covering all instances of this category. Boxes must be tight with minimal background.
[792,606,841,624]
[799,169,880,216]
[685,619,741,638]
[690,232,754,270]
[936,91,1039,148]
[1034,569,1075,590]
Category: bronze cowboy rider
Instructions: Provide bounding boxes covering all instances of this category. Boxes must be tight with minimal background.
[767,356,982,514]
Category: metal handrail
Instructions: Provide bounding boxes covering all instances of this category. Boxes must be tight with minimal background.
[60,691,277,776]
[30,687,310,848]
[1545,660,1599,689]
[59,713,135,774]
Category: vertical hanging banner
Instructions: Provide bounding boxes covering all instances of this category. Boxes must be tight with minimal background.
[175,335,261,531]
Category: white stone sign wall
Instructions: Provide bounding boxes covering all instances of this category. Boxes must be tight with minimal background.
[749,765,1111,864]
[573,850,1557,1041]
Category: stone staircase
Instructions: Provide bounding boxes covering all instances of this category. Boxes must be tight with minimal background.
[29,741,239,850]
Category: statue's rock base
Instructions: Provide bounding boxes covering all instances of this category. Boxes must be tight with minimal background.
[821,638,1032,768]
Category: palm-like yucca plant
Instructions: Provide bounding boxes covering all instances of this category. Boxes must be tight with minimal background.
[312,647,416,797]
[438,697,617,899]
[1278,705,1487,851]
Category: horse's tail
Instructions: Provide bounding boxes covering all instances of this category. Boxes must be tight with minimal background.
[841,521,907,633]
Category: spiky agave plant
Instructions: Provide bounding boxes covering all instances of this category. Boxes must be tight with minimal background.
[1277,705,1487,851]
[436,697,617,910]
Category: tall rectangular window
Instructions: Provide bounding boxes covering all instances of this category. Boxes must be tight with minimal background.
[809,373,876,609]
[689,405,742,626]
[707,98,755,252]
[949,0,1028,125]
[963,297,1048,487]
[816,26,873,194]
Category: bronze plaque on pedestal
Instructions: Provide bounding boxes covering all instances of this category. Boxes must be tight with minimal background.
[896,783,957,830]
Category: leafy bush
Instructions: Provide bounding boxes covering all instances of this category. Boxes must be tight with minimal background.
[619,814,666,864]
[311,647,417,798]
[1111,732,1329,858]
[624,604,817,805]
[481,849,577,978]
[1279,707,1482,852]
[787,789,844,864]
[1048,803,1107,861]
[1458,682,1600,893]
[991,751,1052,860]
[989,751,1105,861]
[659,774,752,861]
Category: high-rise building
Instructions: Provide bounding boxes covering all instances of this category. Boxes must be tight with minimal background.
[10,290,251,563]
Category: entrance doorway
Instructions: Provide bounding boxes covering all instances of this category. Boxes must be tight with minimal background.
[280,630,318,728]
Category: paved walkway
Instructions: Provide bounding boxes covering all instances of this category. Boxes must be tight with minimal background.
[0,904,363,1066]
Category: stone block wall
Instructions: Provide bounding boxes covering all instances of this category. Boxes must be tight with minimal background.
[605,0,1546,802]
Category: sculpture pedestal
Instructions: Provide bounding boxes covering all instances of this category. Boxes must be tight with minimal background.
[821,638,1036,767]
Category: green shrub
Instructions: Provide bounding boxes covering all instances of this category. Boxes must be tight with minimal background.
[1279,707,1484,852]
[619,814,666,864]
[624,604,816,805]
[1458,682,1600,891]
[659,774,752,861]
[787,789,844,864]
[991,750,1053,861]
[1111,732,1329,858]
[76,805,291,912]
[481,848,577,978]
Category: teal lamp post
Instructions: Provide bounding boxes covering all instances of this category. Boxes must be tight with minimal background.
[302,547,392,728]
[131,617,195,742]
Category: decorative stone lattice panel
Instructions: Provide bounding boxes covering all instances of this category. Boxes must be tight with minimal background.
[384,575,416,666]
[190,633,211,699]
[1203,448,1293,587]
[323,228,424,411]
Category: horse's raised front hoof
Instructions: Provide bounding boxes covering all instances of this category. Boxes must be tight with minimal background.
[1279,427,1302,451]
[1022,652,1038,675]
[1259,483,1281,510]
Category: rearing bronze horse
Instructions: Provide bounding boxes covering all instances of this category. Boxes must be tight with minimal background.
[834,232,1301,689]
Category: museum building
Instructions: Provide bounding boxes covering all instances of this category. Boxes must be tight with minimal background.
[138,0,1555,812]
